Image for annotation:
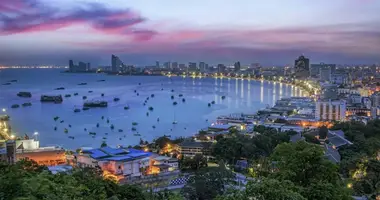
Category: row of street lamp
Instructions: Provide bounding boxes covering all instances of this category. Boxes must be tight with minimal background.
[2,108,39,140]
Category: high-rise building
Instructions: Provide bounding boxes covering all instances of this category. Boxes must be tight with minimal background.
[315,100,346,121]
[371,92,380,107]
[111,55,123,73]
[199,62,206,72]
[310,63,336,77]
[172,62,178,69]
[321,84,338,100]
[78,62,87,71]
[217,64,226,73]
[69,60,74,72]
[87,63,91,71]
[155,61,160,68]
[320,65,331,82]
[234,61,241,72]
[188,62,197,71]
[294,55,310,79]
[164,62,171,69]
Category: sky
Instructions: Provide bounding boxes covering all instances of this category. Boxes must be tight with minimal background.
[0,0,379,66]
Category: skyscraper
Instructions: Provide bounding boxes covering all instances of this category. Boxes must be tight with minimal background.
[111,54,123,73]
[294,55,310,79]
[172,62,178,69]
[69,60,74,72]
[234,61,241,72]
[188,62,197,71]
[155,61,160,68]
[199,62,206,72]
[320,65,331,82]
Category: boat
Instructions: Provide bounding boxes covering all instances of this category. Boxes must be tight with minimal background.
[171,95,174,99]
[97,80,105,82]
[133,133,141,136]
[11,104,20,108]
[179,94,183,97]
[64,94,71,98]
[132,127,137,131]
[88,91,93,93]
[21,102,32,107]
[53,116,59,121]
[110,124,114,130]
[9,80,17,82]
[60,120,64,123]
[172,121,177,124]
[83,101,107,108]
[68,136,75,139]
[54,127,57,131]
[118,129,123,132]
[152,126,156,129]
[221,96,226,100]
[132,122,138,126]
[96,123,99,128]
[182,98,186,102]
[134,90,137,93]
[137,93,139,96]
[89,132,96,136]
[113,97,120,102]
[82,107,90,111]
[138,83,141,85]
[146,112,149,116]
[151,94,154,98]
[211,101,215,104]
[124,106,129,110]
[74,109,81,113]
[161,88,163,91]
[64,128,68,133]
[148,107,154,111]
[171,89,174,92]
[208,103,211,107]
[173,102,178,105]
[40,95,63,103]
[2,83,11,85]
[101,93,104,97]
[74,93,79,96]
[17,92,32,98]
[82,96,87,100]
[78,83,87,85]
[54,87,65,90]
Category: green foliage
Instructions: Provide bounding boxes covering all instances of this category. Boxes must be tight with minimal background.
[0,159,146,200]
[181,166,235,200]
[180,154,207,171]
[212,128,289,164]
[270,141,351,200]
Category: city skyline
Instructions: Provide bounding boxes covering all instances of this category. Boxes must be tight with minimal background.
[1,0,380,65]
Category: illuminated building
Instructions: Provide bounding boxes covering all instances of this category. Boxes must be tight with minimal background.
[178,141,212,157]
[293,55,310,79]
[315,100,346,121]
[320,65,331,82]
[0,139,66,166]
[321,84,338,100]
[371,92,380,107]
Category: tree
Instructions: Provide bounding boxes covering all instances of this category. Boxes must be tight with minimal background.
[101,141,108,147]
[319,126,328,139]
[181,166,235,200]
[270,141,351,200]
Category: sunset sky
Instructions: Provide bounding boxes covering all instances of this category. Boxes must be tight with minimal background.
[1,0,379,66]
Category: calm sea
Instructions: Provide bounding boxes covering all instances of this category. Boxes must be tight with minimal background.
[0,69,303,149]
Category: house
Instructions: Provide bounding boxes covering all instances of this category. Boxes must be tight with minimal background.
[74,147,154,180]
[152,156,179,172]
[178,141,212,157]
[327,130,353,149]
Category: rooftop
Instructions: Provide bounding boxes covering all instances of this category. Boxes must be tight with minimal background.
[179,141,212,148]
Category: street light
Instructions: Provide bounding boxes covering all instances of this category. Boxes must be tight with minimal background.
[10,134,15,139]
[34,132,39,141]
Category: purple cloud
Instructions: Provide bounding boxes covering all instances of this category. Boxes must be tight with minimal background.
[0,0,155,41]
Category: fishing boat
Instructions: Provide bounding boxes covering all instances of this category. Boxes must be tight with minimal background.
[41,95,63,103]
[78,83,87,85]
[74,108,81,113]
[54,87,65,90]
[151,94,155,98]
[83,101,107,108]
[113,97,120,102]
[82,107,90,111]
[11,104,20,108]
[132,122,138,126]
[65,94,71,98]
[118,129,123,132]
[182,98,186,102]
[74,93,79,96]
[64,128,68,133]
[124,106,129,110]
[133,133,141,136]
[22,102,32,107]
[173,102,178,105]
[148,107,154,111]
[221,96,226,100]
[88,91,93,93]
[68,136,75,139]
[17,92,32,98]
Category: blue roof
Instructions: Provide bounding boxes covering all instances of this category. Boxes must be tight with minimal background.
[88,149,109,159]
[104,155,133,161]
[100,146,126,155]
[128,152,150,158]
[128,148,153,156]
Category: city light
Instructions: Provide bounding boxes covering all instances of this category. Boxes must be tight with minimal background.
[2,108,5,112]
[10,135,15,139]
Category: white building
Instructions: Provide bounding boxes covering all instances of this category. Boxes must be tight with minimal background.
[371,92,380,107]
[315,100,346,121]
